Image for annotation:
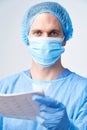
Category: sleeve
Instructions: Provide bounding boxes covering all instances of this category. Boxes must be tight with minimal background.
[70,87,87,130]
[0,117,3,130]
[0,78,9,129]
[0,78,9,93]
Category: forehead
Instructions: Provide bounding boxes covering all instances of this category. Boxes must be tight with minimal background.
[30,13,63,30]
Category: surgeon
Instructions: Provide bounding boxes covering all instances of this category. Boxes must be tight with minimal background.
[0,1,87,130]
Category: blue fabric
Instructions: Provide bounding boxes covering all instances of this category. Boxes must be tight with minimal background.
[33,95,70,130]
[0,70,87,130]
[28,37,65,67]
[56,68,71,79]
[22,2,73,45]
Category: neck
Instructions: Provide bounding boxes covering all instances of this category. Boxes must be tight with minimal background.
[30,59,65,80]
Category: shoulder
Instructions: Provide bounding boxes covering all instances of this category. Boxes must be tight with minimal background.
[0,72,22,83]
[63,69,87,87]
[63,70,87,95]
[0,71,24,93]
[69,72,87,96]
[73,72,87,85]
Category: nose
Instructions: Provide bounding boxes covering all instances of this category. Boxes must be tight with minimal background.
[42,32,49,37]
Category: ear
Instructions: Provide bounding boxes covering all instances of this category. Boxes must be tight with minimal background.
[62,41,66,46]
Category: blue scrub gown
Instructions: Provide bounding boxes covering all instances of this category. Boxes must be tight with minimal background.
[0,69,87,130]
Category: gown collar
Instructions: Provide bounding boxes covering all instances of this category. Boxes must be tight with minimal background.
[24,68,72,80]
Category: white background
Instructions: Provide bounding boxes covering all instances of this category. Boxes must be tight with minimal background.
[0,0,87,79]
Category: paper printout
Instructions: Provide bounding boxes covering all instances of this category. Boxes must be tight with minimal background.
[0,91,43,120]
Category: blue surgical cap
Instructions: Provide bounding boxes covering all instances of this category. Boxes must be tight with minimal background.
[22,2,73,45]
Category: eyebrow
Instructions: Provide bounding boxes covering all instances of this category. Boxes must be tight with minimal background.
[49,29,62,33]
[31,29,63,33]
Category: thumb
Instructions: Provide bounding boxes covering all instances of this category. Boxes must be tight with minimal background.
[32,95,62,108]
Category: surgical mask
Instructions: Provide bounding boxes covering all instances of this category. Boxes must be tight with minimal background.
[28,37,65,67]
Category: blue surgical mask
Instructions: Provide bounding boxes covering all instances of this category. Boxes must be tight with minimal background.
[28,37,65,67]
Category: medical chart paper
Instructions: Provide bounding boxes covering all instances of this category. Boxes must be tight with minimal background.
[0,91,43,120]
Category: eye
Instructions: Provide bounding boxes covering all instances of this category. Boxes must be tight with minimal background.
[33,31,42,36]
[49,30,62,37]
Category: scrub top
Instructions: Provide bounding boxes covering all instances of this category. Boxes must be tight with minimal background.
[0,69,87,130]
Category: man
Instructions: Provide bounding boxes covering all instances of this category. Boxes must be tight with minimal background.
[0,1,87,130]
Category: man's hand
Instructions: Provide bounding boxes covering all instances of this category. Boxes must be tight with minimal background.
[33,95,70,130]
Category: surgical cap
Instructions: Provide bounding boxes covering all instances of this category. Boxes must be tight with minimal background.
[22,2,73,45]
